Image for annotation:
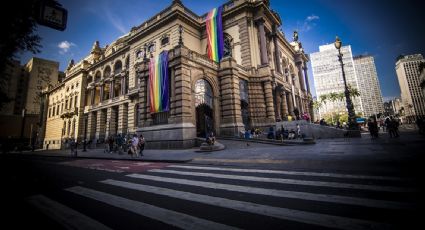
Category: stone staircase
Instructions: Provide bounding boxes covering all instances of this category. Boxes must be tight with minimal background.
[275,120,355,139]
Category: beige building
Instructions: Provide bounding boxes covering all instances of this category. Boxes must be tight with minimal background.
[353,55,384,118]
[42,0,313,149]
[24,57,59,115]
[395,54,425,123]
[0,58,59,144]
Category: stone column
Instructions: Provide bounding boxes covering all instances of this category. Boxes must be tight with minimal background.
[264,81,275,121]
[298,97,303,114]
[281,91,288,118]
[296,62,306,91]
[118,103,128,134]
[287,92,294,116]
[303,65,311,94]
[275,88,281,121]
[272,25,282,73]
[96,109,106,142]
[109,81,114,99]
[99,84,104,102]
[257,19,268,65]
[121,77,125,95]
[87,111,96,142]
[90,88,95,105]
[105,107,117,137]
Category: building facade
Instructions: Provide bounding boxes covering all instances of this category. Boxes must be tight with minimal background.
[42,0,313,149]
[310,44,363,119]
[0,58,59,144]
[24,57,59,115]
[0,60,27,116]
[420,63,425,98]
[395,54,425,122]
[353,55,384,118]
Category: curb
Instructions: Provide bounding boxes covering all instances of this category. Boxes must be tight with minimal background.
[218,137,316,145]
[2,152,193,163]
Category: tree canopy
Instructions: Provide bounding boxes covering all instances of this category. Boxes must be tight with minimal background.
[0,0,43,110]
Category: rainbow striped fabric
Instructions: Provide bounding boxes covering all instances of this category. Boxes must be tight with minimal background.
[149,51,169,113]
[206,6,224,62]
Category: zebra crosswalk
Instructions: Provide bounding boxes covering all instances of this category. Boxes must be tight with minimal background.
[27,164,418,230]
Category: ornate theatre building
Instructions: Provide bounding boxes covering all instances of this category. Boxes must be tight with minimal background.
[42,0,313,149]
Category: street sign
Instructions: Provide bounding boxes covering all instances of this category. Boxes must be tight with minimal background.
[36,1,67,31]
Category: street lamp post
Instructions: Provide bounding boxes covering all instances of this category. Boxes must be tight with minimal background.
[334,36,358,131]
[83,114,88,152]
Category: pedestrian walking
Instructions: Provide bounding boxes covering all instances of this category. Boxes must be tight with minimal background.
[296,123,301,139]
[130,134,139,157]
[138,134,145,156]
[70,138,77,157]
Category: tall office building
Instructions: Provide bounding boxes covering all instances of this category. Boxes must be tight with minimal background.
[395,54,425,122]
[310,44,363,119]
[353,55,384,117]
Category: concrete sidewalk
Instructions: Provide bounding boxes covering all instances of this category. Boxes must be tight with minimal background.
[5,127,424,171]
[10,147,200,163]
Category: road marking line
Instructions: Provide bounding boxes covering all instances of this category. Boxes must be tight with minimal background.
[27,194,112,230]
[168,165,406,181]
[65,186,240,230]
[127,174,412,210]
[103,179,390,230]
[149,169,413,193]
[192,158,293,164]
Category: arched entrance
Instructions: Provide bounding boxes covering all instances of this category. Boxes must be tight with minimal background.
[195,79,214,137]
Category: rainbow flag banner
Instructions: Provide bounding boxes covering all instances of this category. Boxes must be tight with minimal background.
[206,6,224,62]
[149,51,169,113]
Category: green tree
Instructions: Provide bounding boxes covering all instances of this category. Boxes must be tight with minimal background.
[0,0,45,110]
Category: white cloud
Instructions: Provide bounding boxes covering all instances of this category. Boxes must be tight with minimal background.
[58,41,76,54]
[298,14,320,32]
[306,15,320,21]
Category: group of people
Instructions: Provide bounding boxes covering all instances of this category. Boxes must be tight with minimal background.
[384,116,400,138]
[240,128,262,139]
[269,124,302,140]
[367,116,401,139]
[129,134,145,157]
[66,133,146,157]
[105,133,145,157]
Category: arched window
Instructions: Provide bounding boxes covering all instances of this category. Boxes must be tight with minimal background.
[195,79,213,107]
[94,71,101,82]
[104,66,111,78]
[223,34,232,58]
[114,61,122,75]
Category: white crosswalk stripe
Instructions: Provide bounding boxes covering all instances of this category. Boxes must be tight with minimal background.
[127,173,412,210]
[29,164,415,230]
[168,165,406,181]
[66,186,240,230]
[102,179,391,230]
[147,169,414,193]
[27,195,113,230]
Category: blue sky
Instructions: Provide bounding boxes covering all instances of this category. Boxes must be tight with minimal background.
[19,0,425,101]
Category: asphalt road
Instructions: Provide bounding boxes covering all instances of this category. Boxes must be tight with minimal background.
[0,150,423,230]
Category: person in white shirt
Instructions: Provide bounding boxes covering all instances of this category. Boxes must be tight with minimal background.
[131,134,139,157]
